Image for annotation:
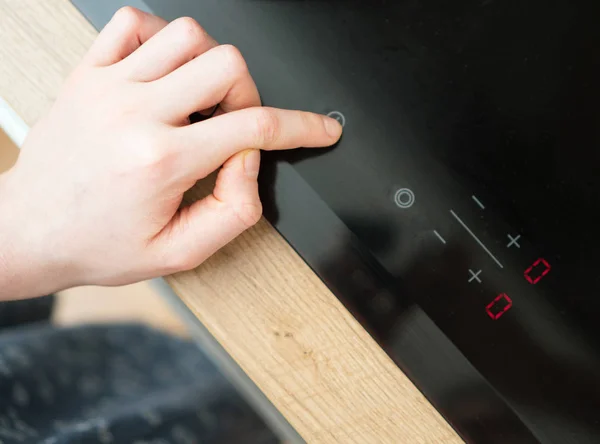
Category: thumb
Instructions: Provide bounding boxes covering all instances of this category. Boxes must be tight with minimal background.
[154,149,262,273]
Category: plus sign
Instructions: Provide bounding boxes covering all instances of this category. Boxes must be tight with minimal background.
[468,269,482,283]
[507,234,521,248]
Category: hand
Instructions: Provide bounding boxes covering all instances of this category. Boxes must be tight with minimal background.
[0,7,342,299]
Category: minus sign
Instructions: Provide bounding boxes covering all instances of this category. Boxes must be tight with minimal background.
[472,195,485,210]
[433,230,447,244]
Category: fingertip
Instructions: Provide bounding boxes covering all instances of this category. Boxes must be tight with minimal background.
[322,116,343,143]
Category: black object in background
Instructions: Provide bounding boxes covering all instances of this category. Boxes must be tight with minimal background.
[73,1,600,443]
[0,295,54,330]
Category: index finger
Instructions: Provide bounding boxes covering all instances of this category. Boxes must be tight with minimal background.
[174,107,343,179]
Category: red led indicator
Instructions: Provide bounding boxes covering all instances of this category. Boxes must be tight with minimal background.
[486,293,513,320]
[524,258,551,284]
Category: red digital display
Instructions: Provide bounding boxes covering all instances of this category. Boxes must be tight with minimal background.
[486,293,513,320]
[524,258,551,284]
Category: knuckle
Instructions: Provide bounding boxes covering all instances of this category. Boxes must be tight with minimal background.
[302,111,321,132]
[135,145,163,170]
[218,44,248,76]
[233,201,263,229]
[168,252,197,274]
[172,17,208,45]
[114,6,144,29]
[253,107,280,147]
[128,132,171,172]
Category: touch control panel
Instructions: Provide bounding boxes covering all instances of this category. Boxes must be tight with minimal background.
[146,1,600,442]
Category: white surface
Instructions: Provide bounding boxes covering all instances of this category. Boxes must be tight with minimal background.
[0,96,28,148]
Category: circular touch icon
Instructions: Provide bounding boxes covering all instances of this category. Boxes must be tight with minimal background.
[327,111,346,127]
[394,188,415,209]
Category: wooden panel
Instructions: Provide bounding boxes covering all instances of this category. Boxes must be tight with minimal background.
[55,282,189,337]
[0,129,19,173]
[0,1,461,442]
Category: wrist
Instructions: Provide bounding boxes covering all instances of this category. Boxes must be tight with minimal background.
[0,172,23,298]
[0,193,16,299]
[0,171,75,300]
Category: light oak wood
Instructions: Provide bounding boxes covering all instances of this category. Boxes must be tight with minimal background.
[0,1,461,442]
[0,129,19,172]
[55,283,189,337]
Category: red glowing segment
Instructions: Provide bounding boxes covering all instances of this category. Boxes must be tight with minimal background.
[486,293,513,320]
[524,258,551,284]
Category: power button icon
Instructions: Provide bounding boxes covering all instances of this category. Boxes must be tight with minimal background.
[327,111,346,127]
[394,188,415,209]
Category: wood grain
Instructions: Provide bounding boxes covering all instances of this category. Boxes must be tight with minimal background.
[0,1,461,442]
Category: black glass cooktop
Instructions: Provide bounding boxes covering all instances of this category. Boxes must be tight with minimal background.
[74,1,600,442]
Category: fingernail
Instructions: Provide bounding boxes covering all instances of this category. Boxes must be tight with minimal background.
[244,149,261,179]
[323,116,343,138]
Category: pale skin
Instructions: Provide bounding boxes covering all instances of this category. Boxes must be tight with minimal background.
[0,7,342,300]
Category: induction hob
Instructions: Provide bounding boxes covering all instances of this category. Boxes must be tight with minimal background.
[73,1,600,442]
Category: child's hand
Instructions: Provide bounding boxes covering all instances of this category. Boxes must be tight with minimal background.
[0,7,342,299]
